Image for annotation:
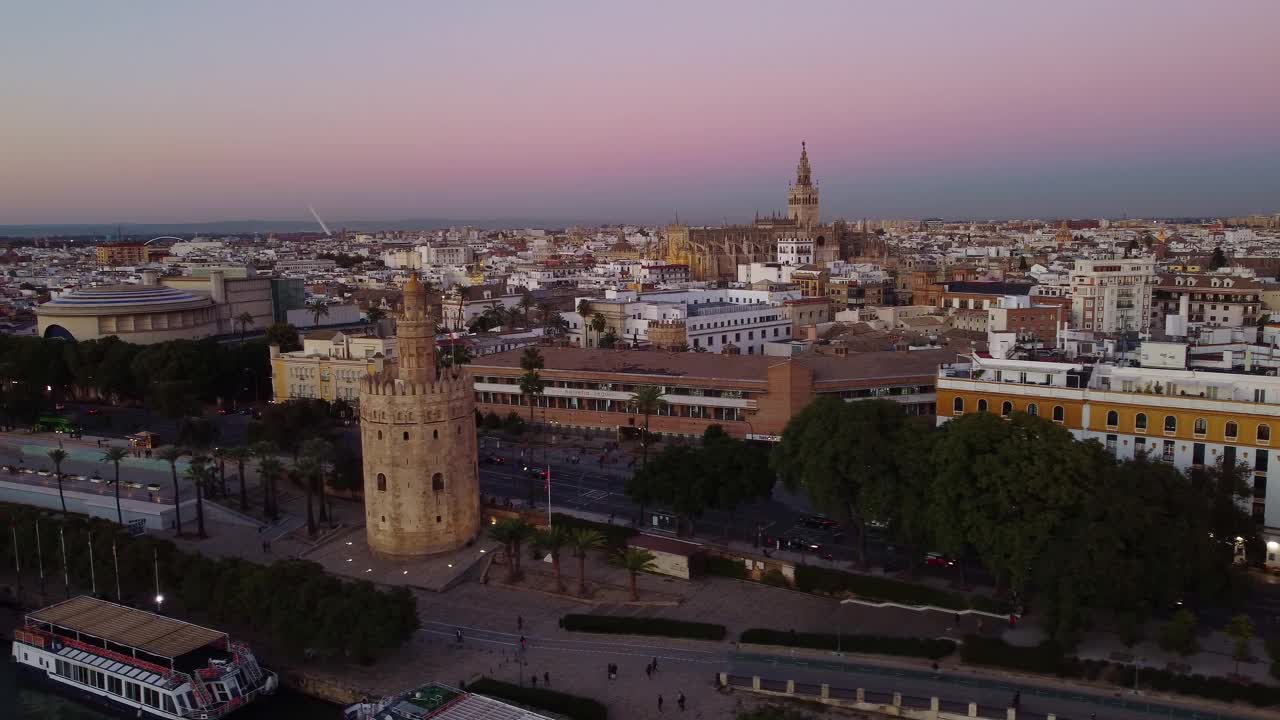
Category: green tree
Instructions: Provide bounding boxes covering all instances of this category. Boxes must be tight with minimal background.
[589,312,607,347]
[100,445,129,525]
[1158,609,1200,656]
[156,446,185,535]
[1210,246,1228,270]
[224,446,252,512]
[700,425,775,536]
[489,518,535,581]
[365,305,387,332]
[47,448,69,515]
[613,547,657,601]
[517,291,533,326]
[567,527,605,597]
[235,311,256,346]
[264,323,302,352]
[255,453,283,521]
[185,454,212,539]
[1225,614,1255,675]
[518,370,545,425]
[533,525,571,593]
[599,327,619,349]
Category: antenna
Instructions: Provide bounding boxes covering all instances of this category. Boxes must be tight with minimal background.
[308,205,333,237]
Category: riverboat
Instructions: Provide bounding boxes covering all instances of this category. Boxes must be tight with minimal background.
[344,682,554,720]
[11,595,278,719]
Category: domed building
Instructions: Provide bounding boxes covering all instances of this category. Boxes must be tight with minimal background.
[37,277,218,343]
[358,275,481,557]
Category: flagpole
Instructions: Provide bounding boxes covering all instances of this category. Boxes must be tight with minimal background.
[546,465,552,527]
[88,532,97,596]
[112,541,122,602]
[11,526,20,600]
[59,527,69,598]
[35,520,45,597]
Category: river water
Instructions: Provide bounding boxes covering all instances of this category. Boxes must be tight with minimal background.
[2,655,343,719]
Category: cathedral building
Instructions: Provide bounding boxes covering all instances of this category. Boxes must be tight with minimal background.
[358,276,481,557]
[662,143,880,281]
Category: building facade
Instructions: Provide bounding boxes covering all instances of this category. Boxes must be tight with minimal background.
[1069,257,1157,333]
[936,354,1280,568]
[1151,274,1262,330]
[358,276,480,557]
[470,347,944,441]
[270,331,395,402]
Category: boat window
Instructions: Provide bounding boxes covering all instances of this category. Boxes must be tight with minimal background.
[108,676,123,695]
[164,695,177,714]
[126,682,141,701]
[176,693,188,710]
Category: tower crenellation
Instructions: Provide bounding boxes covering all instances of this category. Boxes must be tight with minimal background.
[358,274,480,557]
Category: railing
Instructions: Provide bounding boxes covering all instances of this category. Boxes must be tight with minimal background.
[54,634,176,684]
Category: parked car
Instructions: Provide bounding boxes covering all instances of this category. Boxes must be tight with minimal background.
[924,551,955,568]
[146,484,162,492]
[523,465,549,479]
[799,514,838,531]
[482,454,505,465]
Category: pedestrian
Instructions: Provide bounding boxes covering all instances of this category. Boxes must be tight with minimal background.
[531,675,537,688]
[657,694,664,713]
[677,692,685,711]
[645,663,652,679]
[543,671,550,686]
[520,635,526,650]
[455,628,463,644]
[517,615,523,631]
[1011,691,1020,709]
[652,656,658,672]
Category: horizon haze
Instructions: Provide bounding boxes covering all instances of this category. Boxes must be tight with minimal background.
[4,0,1279,226]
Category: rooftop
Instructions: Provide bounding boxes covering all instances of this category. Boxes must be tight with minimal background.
[41,284,211,310]
[27,596,228,660]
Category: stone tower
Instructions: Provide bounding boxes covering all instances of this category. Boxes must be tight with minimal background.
[787,141,820,229]
[359,275,480,557]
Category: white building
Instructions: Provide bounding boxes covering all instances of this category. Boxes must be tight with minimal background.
[1069,257,1157,333]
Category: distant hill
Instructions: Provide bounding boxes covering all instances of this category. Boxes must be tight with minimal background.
[0,217,610,238]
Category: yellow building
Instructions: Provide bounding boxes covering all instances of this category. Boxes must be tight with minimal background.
[270,331,396,402]
[937,353,1280,568]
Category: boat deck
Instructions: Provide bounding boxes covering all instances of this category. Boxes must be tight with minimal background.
[26,596,228,660]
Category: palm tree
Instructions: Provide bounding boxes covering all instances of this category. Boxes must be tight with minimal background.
[156,446,185,535]
[576,299,593,346]
[519,347,545,373]
[488,518,535,581]
[614,547,657,601]
[519,371,544,425]
[629,386,666,470]
[224,446,252,512]
[184,454,211,539]
[567,527,604,597]
[212,447,230,498]
[47,448,68,515]
[100,446,129,525]
[366,306,387,335]
[256,456,284,522]
[533,525,571,593]
[291,460,318,536]
[309,302,329,327]
[235,311,255,346]
[300,437,332,525]
[517,292,533,326]
[251,442,279,519]
[590,313,607,347]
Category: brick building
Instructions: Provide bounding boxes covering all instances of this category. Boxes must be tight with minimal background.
[469,347,947,440]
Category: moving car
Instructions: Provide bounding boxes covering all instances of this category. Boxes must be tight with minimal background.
[482,454,505,465]
[924,552,955,568]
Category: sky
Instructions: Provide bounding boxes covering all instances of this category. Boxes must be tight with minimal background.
[3,0,1279,225]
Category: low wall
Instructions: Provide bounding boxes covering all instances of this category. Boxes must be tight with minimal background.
[724,673,1037,720]
[0,479,178,531]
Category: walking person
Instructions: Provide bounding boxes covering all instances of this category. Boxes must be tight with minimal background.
[517,615,523,631]
[677,692,685,712]
[455,628,463,645]
[531,675,537,688]
[652,656,658,673]
[520,635,527,650]
[543,671,550,687]
[657,695,664,713]
[645,663,652,679]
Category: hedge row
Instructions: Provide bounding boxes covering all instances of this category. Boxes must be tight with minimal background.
[551,513,637,549]
[741,628,956,660]
[704,555,748,579]
[562,614,726,641]
[961,637,1280,708]
[467,677,607,720]
[794,565,1009,613]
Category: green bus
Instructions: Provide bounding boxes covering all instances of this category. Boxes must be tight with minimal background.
[33,415,79,434]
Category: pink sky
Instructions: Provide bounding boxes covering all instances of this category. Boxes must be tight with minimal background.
[3,1,1278,224]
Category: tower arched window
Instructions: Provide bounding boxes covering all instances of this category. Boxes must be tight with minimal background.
[376,473,386,492]
[1026,403,1038,416]
[1052,406,1064,423]
[403,431,410,441]
[1193,418,1207,436]
[432,473,444,492]
[433,429,438,440]
[377,430,383,440]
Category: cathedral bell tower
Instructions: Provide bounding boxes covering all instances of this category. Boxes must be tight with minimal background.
[787,141,820,229]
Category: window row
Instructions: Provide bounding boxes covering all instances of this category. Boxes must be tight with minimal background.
[951,396,1065,423]
[1103,410,1270,443]
[477,392,745,422]
[54,659,185,714]
[375,472,444,492]
[374,427,456,441]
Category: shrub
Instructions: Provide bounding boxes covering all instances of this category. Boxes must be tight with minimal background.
[704,555,748,579]
[562,614,725,641]
[550,514,636,549]
[467,677,607,720]
[740,628,955,659]
[795,565,989,610]
[960,636,1066,675]
[1158,609,1199,656]
[761,568,790,588]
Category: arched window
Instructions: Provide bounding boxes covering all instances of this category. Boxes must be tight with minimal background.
[403,431,410,441]
[977,399,988,412]
[432,473,444,492]
[1259,424,1271,443]
[1000,401,1013,417]
[1105,410,1118,428]
[376,473,387,492]
[952,397,964,415]
[1135,413,1148,431]
[433,429,438,439]
[377,430,383,440]
[1164,415,1177,433]
[1194,418,1207,436]
[1027,404,1038,416]
[1225,421,1238,439]
[1052,406,1065,423]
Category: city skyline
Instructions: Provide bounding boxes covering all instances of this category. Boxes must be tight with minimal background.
[4,0,1280,225]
